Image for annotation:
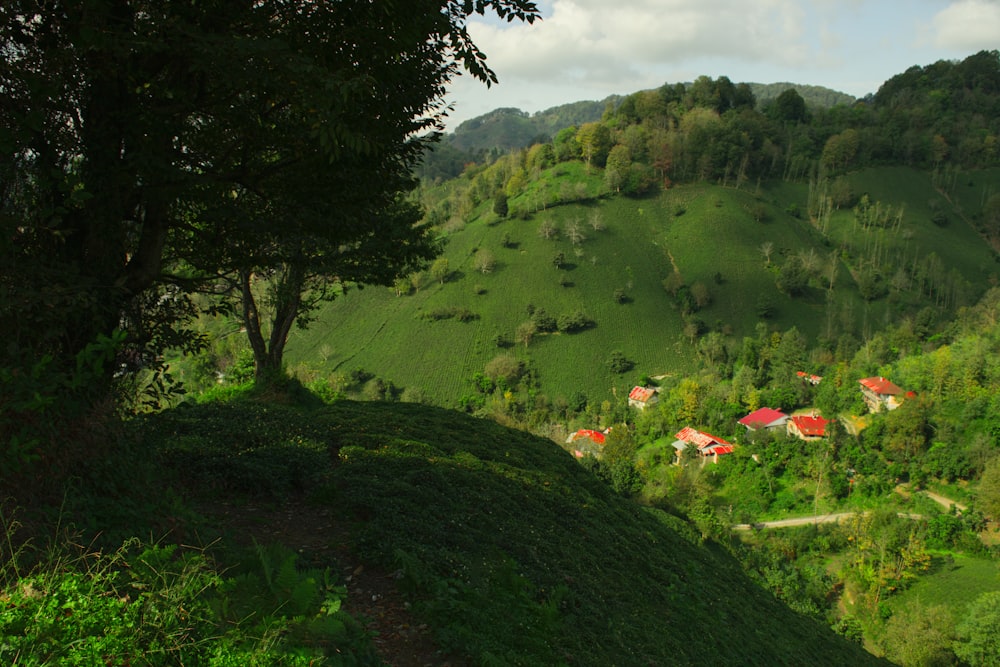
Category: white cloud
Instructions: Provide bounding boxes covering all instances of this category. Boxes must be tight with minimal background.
[442,0,994,130]
[467,0,812,87]
[929,0,1000,51]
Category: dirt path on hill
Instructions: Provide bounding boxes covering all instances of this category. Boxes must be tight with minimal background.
[895,484,967,512]
[733,511,924,531]
[922,490,967,512]
[732,513,855,531]
[665,248,680,275]
[197,498,468,667]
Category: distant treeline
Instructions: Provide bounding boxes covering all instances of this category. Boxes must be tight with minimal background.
[419,50,1000,183]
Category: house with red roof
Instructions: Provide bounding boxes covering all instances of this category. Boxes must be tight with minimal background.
[859,376,904,413]
[567,429,607,459]
[628,386,658,410]
[796,371,823,385]
[787,413,830,441]
[737,407,789,432]
[672,426,734,464]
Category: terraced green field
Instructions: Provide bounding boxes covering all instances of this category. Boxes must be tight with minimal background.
[286,168,999,408]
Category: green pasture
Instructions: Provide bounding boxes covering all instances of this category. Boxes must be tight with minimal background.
[889,552,1000,615]
[132,397,886,665]
[287,168,999,408]
[830,168,997,290]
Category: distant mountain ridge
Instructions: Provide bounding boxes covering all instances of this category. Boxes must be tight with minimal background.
[420,82,855,180]
[450,82,853,150]
[449,97,622,153]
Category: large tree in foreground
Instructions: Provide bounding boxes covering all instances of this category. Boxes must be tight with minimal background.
[0,0,537,463]
[0,0,540,431]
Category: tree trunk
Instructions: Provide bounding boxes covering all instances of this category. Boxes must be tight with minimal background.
[240,263,305,385]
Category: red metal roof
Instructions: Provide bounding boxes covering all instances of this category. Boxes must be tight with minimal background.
[859,376,902,395]
[674,426,730,449]
[790,414,829,437]
[738,407,788,429]
[629,386,656,402]
[796,371,823,384]
[572,429,606,444]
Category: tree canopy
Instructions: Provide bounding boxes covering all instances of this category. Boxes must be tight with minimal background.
[0,0,540,457]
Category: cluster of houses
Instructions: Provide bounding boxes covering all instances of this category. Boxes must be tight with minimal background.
[570,375,910,463]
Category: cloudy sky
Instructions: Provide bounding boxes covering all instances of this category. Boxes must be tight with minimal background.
[442,0,1000,131]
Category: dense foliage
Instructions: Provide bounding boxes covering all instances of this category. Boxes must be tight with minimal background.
[0,0,540,466]
[123,398,887,666]
[0,531,374,666]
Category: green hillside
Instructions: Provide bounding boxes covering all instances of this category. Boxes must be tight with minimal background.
[286,167,999,409]
[137,397,889,666]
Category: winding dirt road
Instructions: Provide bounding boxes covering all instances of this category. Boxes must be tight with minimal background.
[732,486,966,531]
[733,511,924,531]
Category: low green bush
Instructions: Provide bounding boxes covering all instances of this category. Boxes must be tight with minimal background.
[0,522,376,666]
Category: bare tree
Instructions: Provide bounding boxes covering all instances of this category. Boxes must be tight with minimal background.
[515,321,537,348]
[589,210,605,232]
[826,251,840,291]
[798,248,821,276]
[759,241,774,266]
[566,220,586,246]
[691,282,712,309]
[475,249,496,274]
[538,219,559,240]
[890,267,911,292]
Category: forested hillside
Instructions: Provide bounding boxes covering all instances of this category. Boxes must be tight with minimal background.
[280,51,1000,417]
[4,7,1000,660]
[420,81,857,181]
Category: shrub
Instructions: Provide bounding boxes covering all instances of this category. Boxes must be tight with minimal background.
[484,355,525,387]
[557,311,594,333]
[756,295,776,319]
[607,351,634,374]
[421,307,479,322]
[0,530,375,666]
[531,309,557,332]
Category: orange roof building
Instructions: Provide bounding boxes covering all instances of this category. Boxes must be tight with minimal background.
[859,376,904,413]
[787,413,830,440]
[628,386,658,410]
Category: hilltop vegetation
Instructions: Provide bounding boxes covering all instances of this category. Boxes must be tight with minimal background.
[421,82,857,181]
[276,165,998,415]
[136,397,893,665]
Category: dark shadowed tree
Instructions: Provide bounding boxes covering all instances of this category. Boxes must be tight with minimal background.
[0,0,541,404]
[770,89,809,124]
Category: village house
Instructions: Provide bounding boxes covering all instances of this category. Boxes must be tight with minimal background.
[787,413,830,441]
[737,407,789,432]
[567,429,607,459]
[796,371,823,385]
[672,426,734,464]
[628,386,658,410]
[858,376,904,413]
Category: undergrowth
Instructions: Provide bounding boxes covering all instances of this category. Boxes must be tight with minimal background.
[0,505,378,666]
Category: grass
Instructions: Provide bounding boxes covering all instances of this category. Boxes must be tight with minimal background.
[888,552,1000,616]
[125,394,889,666]
[283,166,997,411]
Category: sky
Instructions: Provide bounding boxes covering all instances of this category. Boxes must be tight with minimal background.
[442,0,1000,131]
